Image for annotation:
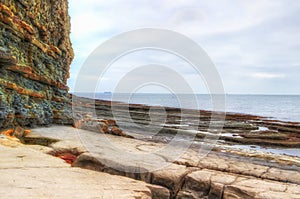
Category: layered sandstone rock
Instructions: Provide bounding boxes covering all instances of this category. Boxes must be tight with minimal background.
[27,126,300,199]
[0,138,170,199]
[0,0,73,128]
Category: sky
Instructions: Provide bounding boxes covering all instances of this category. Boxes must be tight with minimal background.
[68,0,300,94]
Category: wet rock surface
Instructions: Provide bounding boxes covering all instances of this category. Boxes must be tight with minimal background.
[73,97,300,149]
[0,0,73,128]
[22,126,300,199]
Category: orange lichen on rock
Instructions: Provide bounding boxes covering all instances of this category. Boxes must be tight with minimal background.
[24,130,31,135]
[0,78,44,98]
[31,38,48,53]
[6,65,33,74]
[0,0,73,128]
[1,129,14,137]
[21,89,44,98]
[0,128,31,142]
[0,129,20,142]
[0,4,33,35]
[0,4,13,18]
[20,20,34,34]
[22,72,68,90]
[0,12,13,26]
[51,96,66,103]
[99,119,117,126]
[0,3,61,59]
[49,45,62,55]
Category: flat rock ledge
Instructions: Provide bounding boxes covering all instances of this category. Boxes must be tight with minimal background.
[0,136,169,198]
[2,125,300,199]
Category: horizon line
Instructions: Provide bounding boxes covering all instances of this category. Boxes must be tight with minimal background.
[70,92,300,96]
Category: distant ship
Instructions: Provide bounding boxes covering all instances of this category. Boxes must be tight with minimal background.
[103,92,112,95]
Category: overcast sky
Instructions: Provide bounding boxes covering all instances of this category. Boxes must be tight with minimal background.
[68,0,300,94]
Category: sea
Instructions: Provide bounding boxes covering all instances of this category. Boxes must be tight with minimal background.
[90,93,300,123]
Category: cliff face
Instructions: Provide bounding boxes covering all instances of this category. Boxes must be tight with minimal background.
[0,0,74,128]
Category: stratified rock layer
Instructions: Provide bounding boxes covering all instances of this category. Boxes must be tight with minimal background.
[28,126,300,199]
[0,0,73,128]
[0,139,169,199]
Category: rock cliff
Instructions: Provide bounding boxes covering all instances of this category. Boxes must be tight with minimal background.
[0,0,74,128]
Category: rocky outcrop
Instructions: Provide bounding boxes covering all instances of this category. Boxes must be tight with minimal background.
[73,112,134,138]
[26,126,300,199]
[83,98,300,148]
[0,138,170,199]
[0,0,73,128]
[178,169,300,199]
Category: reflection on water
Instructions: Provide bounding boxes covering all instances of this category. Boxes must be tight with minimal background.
[219,143,300,158]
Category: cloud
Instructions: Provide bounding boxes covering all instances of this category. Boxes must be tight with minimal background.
[68,0,300,94]
[251,73,286,79]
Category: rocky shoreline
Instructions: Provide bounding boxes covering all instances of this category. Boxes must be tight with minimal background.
[1,94,300,198]
[1,1,299,197]
[60,96,300,198]
[1,98,299,199]
[1,125,299,198]
[73,96,300,152]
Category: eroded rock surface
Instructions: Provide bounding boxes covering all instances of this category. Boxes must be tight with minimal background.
[28,126,300,199]
[0,134,170,199]
[73,97,300,148]
[0,0,73,128]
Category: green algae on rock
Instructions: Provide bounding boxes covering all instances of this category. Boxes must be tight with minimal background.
[0,0,73,128]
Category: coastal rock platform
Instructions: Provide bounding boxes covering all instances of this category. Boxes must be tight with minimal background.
[0,132,169,199]
[73,97,300,149]
[2,125,298,199]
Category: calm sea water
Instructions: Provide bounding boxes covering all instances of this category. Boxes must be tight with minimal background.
[80,93,300,122]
